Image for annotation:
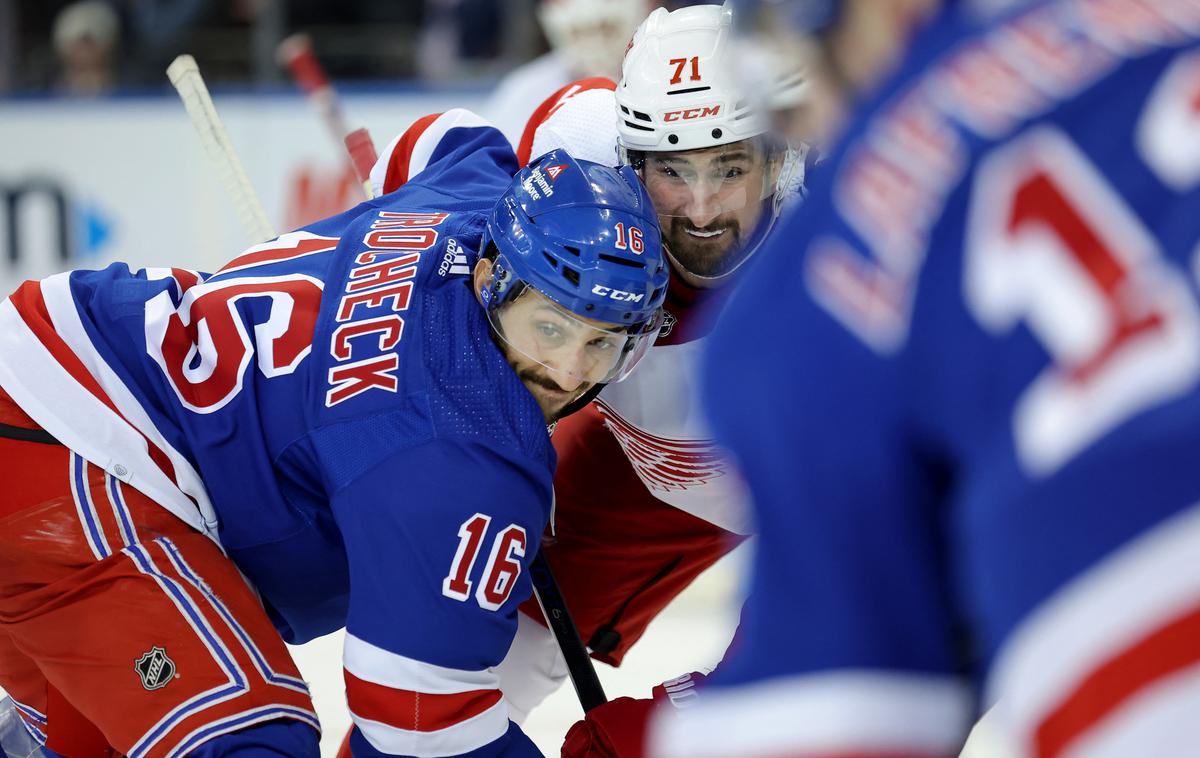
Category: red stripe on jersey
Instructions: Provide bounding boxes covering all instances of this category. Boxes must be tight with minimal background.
[344,670,501,732]
[216,235,340,275]
[10,282,123,417]
[8,282,186,502]
[171,269,201,292]
[1035,602,1200,758]
[382,113,443,195]
[516,77,616,166]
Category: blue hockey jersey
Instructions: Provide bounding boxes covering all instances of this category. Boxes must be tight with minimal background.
[652,3,1200,758]
[0,110,550,757]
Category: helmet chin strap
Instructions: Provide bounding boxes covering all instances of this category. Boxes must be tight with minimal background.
[553,382,607,424]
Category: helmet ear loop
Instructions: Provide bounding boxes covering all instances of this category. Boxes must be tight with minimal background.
[770,149,795,219]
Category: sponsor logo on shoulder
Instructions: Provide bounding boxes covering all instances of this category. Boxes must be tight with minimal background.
[135,646,176,690]
[438,237,470,277]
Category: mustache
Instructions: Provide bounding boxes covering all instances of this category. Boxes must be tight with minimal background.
[516,365,572,393]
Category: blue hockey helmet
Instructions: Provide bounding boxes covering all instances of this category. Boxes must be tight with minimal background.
[479,149,669,385]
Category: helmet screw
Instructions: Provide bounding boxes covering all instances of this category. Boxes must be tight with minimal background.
[667,134,679,145]
[712,128,722,139]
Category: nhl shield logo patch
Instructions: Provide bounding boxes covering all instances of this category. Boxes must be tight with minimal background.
[135,646,176,690]
[545,164,567,181]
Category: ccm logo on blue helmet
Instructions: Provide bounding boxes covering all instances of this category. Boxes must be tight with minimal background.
[591,284,645,302]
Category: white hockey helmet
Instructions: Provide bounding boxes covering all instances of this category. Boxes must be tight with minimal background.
[538,0,649,79]
[616,2,769,154]
[616,2,792,284]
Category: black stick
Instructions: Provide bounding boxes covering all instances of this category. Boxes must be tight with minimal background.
[529,551,608,713]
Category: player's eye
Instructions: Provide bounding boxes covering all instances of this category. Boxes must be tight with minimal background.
[536,322,565,346]
[656,163,682,179]
[586,335,620,353]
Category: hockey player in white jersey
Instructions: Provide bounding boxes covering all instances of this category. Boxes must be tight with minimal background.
[358,8,809,752]
[488,4,811,753]
[482,0,652,145]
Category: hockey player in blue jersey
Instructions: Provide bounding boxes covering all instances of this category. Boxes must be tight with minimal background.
[0,110,667,757]
[645,1,1200,757]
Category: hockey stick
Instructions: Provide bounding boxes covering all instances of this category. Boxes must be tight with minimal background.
[344,127,379,199]
[279,34,377,198]
[530,550,609,712]
[167,54,277,243]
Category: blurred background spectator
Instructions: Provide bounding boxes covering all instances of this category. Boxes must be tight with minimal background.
[53,0,121,95]
[0,0,546,94]
[0,0,710,96]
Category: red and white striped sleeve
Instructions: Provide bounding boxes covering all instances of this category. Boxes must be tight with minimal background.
[369,109,495,198]
[515,77,618,167]
[344,632,510,756]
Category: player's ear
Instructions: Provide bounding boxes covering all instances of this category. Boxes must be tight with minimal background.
[473,258,494,306]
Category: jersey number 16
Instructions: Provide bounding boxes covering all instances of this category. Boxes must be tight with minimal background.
[442,513,528,611]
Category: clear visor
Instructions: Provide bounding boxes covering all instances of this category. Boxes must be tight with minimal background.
[627,141,783,226]
[485,265,662,387]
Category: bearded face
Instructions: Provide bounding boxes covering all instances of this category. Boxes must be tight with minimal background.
[638,140,775,280]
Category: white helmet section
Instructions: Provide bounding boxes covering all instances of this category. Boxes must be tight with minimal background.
[617,2,767,153]
[523,83,620,167]
[538,0,648,79]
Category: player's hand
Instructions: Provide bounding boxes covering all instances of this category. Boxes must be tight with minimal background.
[560,672,708,758]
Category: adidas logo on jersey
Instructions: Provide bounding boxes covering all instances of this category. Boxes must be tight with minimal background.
[437,237,470,277]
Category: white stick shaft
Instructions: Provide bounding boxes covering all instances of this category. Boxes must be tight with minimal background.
[167,55,277,243]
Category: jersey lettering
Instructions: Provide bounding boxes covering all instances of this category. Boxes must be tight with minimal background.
[324,209,449,407]
[1136,49,1200,192]
[146,273,324,413]
[441,516,527,611]
[443,513,491,601]
[966,127,1200,474]
[476,525,527,611]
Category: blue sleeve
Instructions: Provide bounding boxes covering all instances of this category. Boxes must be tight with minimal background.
[331,438,549,757]
[704,235,965,683]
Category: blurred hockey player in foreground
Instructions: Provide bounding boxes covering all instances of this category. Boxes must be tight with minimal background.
[0,112,668,756]
[649,1,1200,757]
[484,0,653,145]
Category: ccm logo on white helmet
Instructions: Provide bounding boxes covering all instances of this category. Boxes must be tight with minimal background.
[592,284,645,303]
[662,105,721,122]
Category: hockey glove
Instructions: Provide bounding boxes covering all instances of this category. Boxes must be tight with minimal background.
[560,672,708,758]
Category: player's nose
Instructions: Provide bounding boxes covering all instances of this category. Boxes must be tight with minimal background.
[543,347,591,392]
[684,185,722,229]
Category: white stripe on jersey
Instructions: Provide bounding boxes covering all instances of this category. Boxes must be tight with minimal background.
[648,670,972,758]
[0,286,217,537]
[344,632,501,694]
[988,501,1200,756]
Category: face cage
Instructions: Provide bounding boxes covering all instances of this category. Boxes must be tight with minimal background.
[619,137,787,222]
[482,261,664,386]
